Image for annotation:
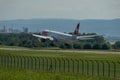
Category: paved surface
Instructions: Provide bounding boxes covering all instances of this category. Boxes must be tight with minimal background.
[0,47,120,54]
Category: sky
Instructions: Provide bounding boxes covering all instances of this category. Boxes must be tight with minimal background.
[0,0,120,20]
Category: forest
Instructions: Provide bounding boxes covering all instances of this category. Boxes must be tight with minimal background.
[0,33,120,50]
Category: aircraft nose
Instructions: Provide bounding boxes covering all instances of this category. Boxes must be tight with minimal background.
[42,31,48,36]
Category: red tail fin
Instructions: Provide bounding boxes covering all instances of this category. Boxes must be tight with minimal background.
[74,23,80,36]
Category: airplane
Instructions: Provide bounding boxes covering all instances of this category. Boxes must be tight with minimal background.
[32,23,97,43]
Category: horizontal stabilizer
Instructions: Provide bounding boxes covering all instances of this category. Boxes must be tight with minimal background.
[77,37,93,40]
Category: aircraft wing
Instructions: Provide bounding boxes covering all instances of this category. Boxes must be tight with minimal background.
[32,34,54,40]
[77,35,98,40]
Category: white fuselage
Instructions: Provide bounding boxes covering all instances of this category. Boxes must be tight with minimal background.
[32,23,96,43]
[42,30,77,42]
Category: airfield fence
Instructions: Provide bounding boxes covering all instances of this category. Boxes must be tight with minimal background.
[0,54,120,79]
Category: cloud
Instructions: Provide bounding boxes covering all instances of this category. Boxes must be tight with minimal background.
[0,0,120,20]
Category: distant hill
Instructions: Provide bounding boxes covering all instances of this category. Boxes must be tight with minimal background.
[0,18,120,36]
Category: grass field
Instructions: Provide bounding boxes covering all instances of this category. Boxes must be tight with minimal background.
[0,49,120,61]
[0,49,120,80]
[0,67,113,80]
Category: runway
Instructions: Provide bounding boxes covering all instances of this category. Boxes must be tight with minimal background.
[0,47,120,55]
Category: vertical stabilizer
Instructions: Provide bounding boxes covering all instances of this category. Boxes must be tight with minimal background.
[74,23,80,35]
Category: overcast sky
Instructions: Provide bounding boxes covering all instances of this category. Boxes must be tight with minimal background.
[0,0,120,20]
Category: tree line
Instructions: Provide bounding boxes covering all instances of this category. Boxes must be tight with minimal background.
[0,33,120,50]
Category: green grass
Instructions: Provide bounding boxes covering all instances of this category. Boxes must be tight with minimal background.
[0,49,120,61]
[0,67,112,80]
[0,49,120,80]
[0,45,27,48]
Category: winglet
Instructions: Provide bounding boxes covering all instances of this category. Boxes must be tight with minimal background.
[74,23,80,36]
